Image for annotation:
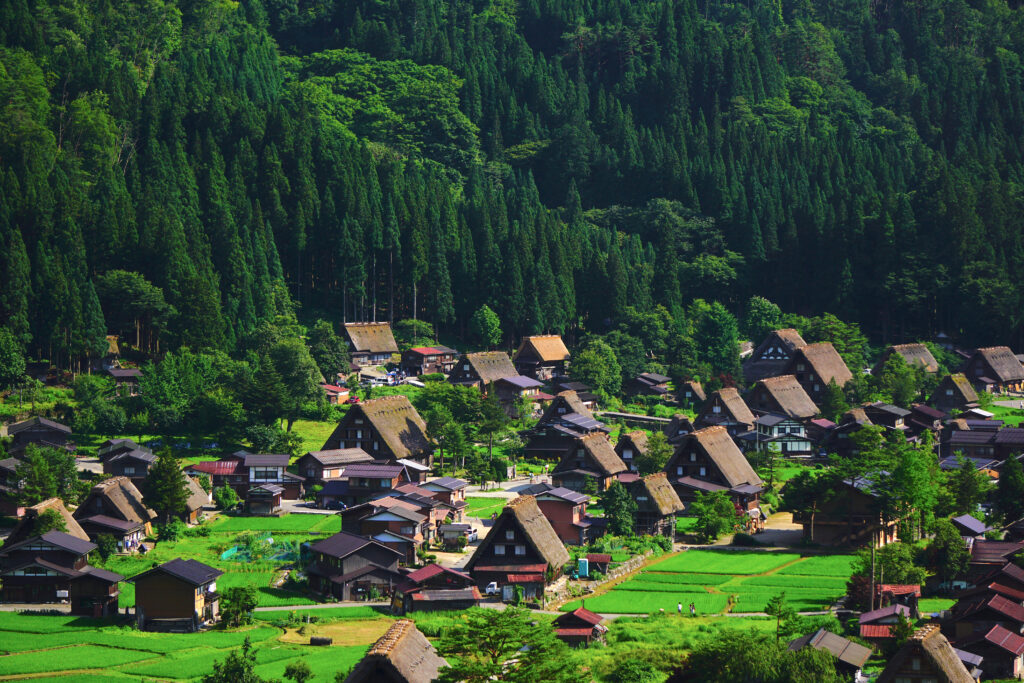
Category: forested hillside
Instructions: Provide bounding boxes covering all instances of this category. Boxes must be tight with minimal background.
[3,0,1024,366]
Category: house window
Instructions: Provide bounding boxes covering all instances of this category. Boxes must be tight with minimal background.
[712,406,721,414]
[637,496,648,501]
[124,466,135,475]
[401,526,414,535]
[676,466,683,476]
[506,530,515,540]
[464,364,470,371]
[354,418,363,424]
[946,389,954,396]
[689,453,696,462]
[813,384,820,392]
[356,430,362,439]
[373,441,379,451]
[380,480,390,488]
[797,363,805,371]
[494,544,505,555]
[252,468,278,480]
[515,545,526,556]
[911,657,921,670]
[699,467,706,477]
[623,449,633,459]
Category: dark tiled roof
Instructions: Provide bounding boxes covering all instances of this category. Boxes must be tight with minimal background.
[77,515,144,532]
[244,453,290,468]
[8,416,71,435]
[425,477,468,491]
[310,531,400,561]
[1,531,97,557]
[344,463,406,478]
[149,558,222,586]
[951,514,989,536]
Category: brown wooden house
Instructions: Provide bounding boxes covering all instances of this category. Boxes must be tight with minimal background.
[4,498,88,547]
[793,476,899,547]
[551,432,628,492]
[130,558,222,632]
[663,414,696,444]
[525,390,609,461]
[874,343,940,375]
[6,417,73,457]
[343,619,448,683]
[533,486,593,545]
[306,531,404,600]
[0,530,122,615]
[399,346,458,376]
[931,374,980,415]
[957,624,1024,680]
[294,448,374,486]
[746,375,820,420]
[962,346,1024,394]
[876,625,974,683]
[743,328,808,383]
[785,342,853,405]
[493,375,546,418]
[344,322,399,367]
[626,472,685,537]
[553,606,607,647]
[77,515,145,553]
[514,335,571,381]
[392,563,480,615]
[108,367,142,396]
[465,495,571,601]
[102,447,157,482]
[625,372,671,397]
[447,351,518,390]
[322,395,433,466]
[694,387,756,436]
[74,477,157,536]
[678,380,706,407]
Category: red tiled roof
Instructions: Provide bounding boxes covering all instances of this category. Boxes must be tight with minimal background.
[405,563,471,584]
[877,584,922,597]
[859,624,894,639]
[975,624,1024,655]
[566,607,603,625]
[587,554,612,563]
[507,573,545,583]
[473,564,547,574]
[187,460,241,475]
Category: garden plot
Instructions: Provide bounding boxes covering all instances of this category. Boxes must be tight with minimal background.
[775,555,858,577]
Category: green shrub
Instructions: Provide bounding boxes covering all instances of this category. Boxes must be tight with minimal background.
[157,519,187,542]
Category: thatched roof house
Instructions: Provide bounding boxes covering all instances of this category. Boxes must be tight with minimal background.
[931,373,980,414]
[323,395,433,465]
[786,342,853,404]
[667,426,761,490]
[344,619,447,683]
[875,343,940,374]
[447,351,517,389]
[74,477,156,531]
[743,328,808,383]
[5,498,88,545]
[514,335,571,380]
[962,346,1024,393]
[615,430,648,472]
[539,390,594,423]
[344,322,398,366]
[466,495,571,594]
[628,472,685,537]
[876,625,974,683]
[747,375,819,419]
[552,432,627,492]
[694,387,756,435]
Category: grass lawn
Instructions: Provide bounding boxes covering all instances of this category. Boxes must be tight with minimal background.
[918,598,956,614]
[254,606,388,622]
[0,645,156,675]
[211,514,340,533]
[290,419,340,455]
[676,516,698,533]
[465,496,509,518]
[653,550,800,575]
[986,404,1024,426]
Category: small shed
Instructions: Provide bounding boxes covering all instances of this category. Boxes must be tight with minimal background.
[246,484,283,515]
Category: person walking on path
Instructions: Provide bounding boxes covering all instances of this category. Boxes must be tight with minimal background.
[690,602,696,617]
[677,602,682,616]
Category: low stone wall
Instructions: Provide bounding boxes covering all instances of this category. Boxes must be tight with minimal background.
[547,549,658,607]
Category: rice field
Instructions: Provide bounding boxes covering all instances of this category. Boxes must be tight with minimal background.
[653,550,801,574]
[210,514,341,533]
[558,550,856,615]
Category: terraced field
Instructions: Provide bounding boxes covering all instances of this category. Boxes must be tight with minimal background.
[559,550,855,615]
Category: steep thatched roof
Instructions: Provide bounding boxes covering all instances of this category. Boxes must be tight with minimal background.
[75,477,156,525]
[468,495,570,572]
[617,431,649,455]
[664,414,696,442]
[575,433,627,476]
[791,342,853,386]
[183,475,208,513]
[932,373,979,406]
[344,619,447,683]
[680,380,706,401]
[743,329,808,382]
[714,388,756,426]
[973,346,1024,382]
[462,351,517,384]
[516,335,570,363]
[5,498,88,545]
[325,395,431,460]
[841,408,872,426]
[674,426,761,488]
[633,473,685,515]
[343,322,398,354]
[539,390,594,423]
[877,625,973,683]
[877,344,940,374]
[754,375,819,419]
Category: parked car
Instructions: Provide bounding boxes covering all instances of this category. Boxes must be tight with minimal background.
[485,582,499,595]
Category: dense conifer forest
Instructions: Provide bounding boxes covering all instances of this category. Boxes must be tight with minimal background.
[3,0,1024,366]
